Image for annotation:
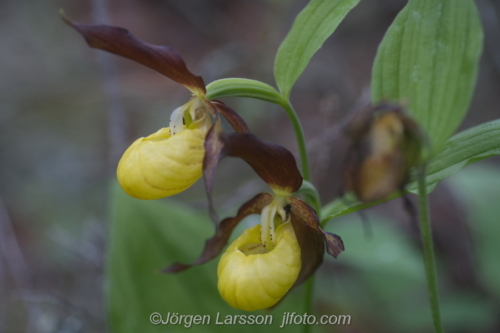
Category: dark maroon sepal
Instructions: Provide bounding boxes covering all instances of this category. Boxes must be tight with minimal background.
[61,12,206,95]
[202,130,303,225]
[223,133,303,193]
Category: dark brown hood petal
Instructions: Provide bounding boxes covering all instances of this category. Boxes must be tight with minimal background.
[163,193,273,273]
[288,197,345,285]
[211,100,249,134]
[223,133,303,193]
[61,12,206,95]
[203,130,302,225]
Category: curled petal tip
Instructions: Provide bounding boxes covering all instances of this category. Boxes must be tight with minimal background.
[162,263,190,274]
[58,9,69,23]
[322,232,345,258]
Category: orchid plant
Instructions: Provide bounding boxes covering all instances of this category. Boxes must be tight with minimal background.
[61,0,498,332]
[62,10,345,312]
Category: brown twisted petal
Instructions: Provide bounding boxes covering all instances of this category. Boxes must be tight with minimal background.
[288,207,324,287]
[60,12,206,96]
[211,100,249,134]
[201,101,249,225]
[163,193,273,273]
[203,118,224,225]
[288,197,345,285]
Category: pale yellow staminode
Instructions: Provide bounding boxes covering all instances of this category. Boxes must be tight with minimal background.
[117,100,211,200]
[217,222,301,311]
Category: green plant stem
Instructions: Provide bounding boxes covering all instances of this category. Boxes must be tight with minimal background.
[280,101,311,182]
[417,165,445,333]
[303,276,315,322]
[279,100,316,333]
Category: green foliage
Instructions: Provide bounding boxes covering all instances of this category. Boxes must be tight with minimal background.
[371,0,483,153]
[107,183,304,333]
[274,0,360,99]
[424,119,500,187]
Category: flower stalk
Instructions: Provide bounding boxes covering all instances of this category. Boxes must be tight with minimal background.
[280,101,311,183]
[279,100,317,333]
[417,165,444,333]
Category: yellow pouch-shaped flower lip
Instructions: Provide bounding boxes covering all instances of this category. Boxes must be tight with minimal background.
[117,119,208,200]
[217,222,301,311]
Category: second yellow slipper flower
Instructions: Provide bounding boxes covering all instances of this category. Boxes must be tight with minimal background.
[217,222,301,311]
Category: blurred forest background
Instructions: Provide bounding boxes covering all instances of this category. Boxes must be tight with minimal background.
[1,0,500,332]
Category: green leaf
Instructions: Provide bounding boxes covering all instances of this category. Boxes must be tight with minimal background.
[321,119,500,223]
[320,193,399,224]
[424,119,500,187]
[107,183,304,333]
[274,0,360,99]
[372,0,483,152]
[205,78,285,106]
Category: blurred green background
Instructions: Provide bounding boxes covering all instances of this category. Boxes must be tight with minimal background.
[1,0,500,332]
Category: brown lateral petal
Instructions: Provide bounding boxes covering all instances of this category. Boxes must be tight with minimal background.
[289,209,324,286]
[211,100,249,134]
[203,118,224,226]
[223,133,303,193]
[163,193,273,273]
[289,197,345,260]
[61,13,206,95]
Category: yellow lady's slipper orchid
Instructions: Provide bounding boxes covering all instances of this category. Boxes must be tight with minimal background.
[163,135,345,311]
[63,17,249,202]
[64,14,345,313]
[217,222,301,311]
